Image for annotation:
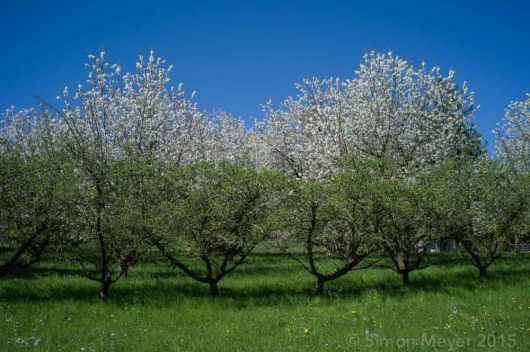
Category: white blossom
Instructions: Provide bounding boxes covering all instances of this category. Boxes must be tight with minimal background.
[52,50,251,166]
[257,51,477,180]
[495,93,530,171]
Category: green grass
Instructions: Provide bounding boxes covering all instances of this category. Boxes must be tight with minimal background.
[1,248,529,351]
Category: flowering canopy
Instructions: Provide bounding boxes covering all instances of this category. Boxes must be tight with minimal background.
[495,94,530,171]
[258,51,477,180]
[53,51,252,167]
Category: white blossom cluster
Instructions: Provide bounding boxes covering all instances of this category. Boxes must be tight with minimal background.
[495,94,530,171]
[1,107,44,158]
[55,51,254,166]
[257,51,477,180]
[3,50,528,179]
[2,51,252,167]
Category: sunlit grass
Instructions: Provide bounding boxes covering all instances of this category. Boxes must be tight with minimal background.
[1,247,529,351]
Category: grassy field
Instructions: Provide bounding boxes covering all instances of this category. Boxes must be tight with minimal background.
[1,247,529,352]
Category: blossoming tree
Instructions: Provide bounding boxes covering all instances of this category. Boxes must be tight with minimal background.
[258,51,477,180]
[277,158,381,292]
[149,162,283,296]
[51,51,253,298]
[433,157,530,277]
[0,107,74,277]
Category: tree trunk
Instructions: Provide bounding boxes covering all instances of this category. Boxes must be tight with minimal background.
[478,266,487,279]
[315,277,325,294]
[0,260,16,278]
[0,233,41,278]
[96,205,111,300]
[513,236,520,255]
[100,279,110,299]
[118,265,129,279]
[401,271,410,286]
[209,280,219,297]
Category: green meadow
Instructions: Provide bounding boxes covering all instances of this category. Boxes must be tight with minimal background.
[1,248,529,352]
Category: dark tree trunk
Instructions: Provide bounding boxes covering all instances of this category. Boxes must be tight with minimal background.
[478,266,487,279]
[0,232,42,278]
[100,280,110,299]
[0,261,16,278]
[315,277,325,294]
[401,271,410,286]
[209,280,219,297]
[96,203,112,300]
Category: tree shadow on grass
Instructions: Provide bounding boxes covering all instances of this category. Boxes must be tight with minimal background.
[1,266,88,279]
[1,250,528,304]
[1,264,529,307]
[0,278,313,306]
[336,265,530,299]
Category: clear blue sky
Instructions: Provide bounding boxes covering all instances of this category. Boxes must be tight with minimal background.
[1,0,529,152]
